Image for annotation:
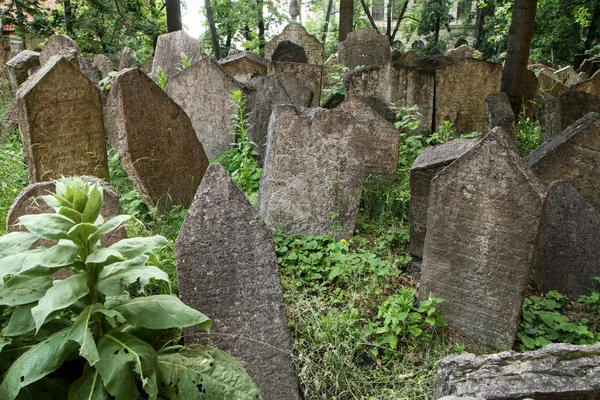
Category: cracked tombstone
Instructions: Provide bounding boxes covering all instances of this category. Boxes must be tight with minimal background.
[176,163,300,400]
[151,30,202,80]
[337,29,391,70]
[265,23,324,65]
[419,128,546,351]
[538,91,600,141]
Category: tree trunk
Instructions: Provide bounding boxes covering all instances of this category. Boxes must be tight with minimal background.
[474,2,485,49]
[339,0,354,42]
[501,0,537,118]
[390,0,409,44]
[359,0,380,34]
[322,0,334,43]
[386,0,392,38]
[584,0,600,50]
[64,0,74,36]
[204,0,221,58]
[257,0,265,54]
[166,0,182,32]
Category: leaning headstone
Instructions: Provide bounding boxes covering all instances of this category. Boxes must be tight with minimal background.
[573,70,600,97]
[337,29,391,70]
[532,180,600,296]
[435,343,600,399]
[78,56,102,84]
[321,92,345,109]
[398,50,419,64]
[537,68,569,96]
[39,34,81,66]
[151,30,202,80]
[485,92,517,144]
[419,128,546,350]
[176,164,300,400]
[553,65,580,86]
[526,112,600,212]
[93,54,114,78]
[258,106,366,239]
[444,44,476,62]
[140,56,153,74]
[271,40,308,63]
[167,55,246,159]
[118,47,136,70]
[538,91,600,141]
[5,50,40,96]
[9,36,25,57]
[16,56,109,183]
[409,139,479,261]
[267,61,322,107]
[218,51,268,83]
[435,59,502,134]
[265,23,324,65]
[112,67,209,211]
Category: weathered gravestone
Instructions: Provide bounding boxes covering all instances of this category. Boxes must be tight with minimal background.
[0,100,19,144]
[409,139,479,261]
[151,30,202,80]
[444,45,477,62]
[435,59,502,135]
[345,61,434,132]
[246,73,313,163]
[5,50,40,96]
[532,180,600,296]
[93,54,114,78]
[398,50,419,64]
[573,70,600,97]
[218,51,268,83]
[337,29,391,70]
[485,92,517,144]
[419,127,546,350]
[176,163,300,400]
[526,112,600,212]
[39,34,81,66]
[9,36,24,57]
[408,55,453,71]
[112,68,209,211]
[538,91,600,141]
[554,65,580,86]
[265,23,324,65]
[258,106,366,239]
[140,56,153,74]
[271,40,308,63]
[536,67,569,96]
[167,55,246,159]
[16,56,109,183]
[267,61,322,107]
[118,47,136,70]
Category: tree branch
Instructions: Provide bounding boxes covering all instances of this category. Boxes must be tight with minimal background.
[359,0,381,34]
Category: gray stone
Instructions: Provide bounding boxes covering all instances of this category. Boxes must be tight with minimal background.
[112,67,209,211]
[391,48,402,61]
[337,29,391,70]
[5,50,40,96]
[398,50,419,64]
[438,397,485,400]
[321,92,345,109]
[265,23,324,65]
[218,51,268,84]
[526,112,600,213]
[16,56,109,183]
[267,61,323,107]
[258,106,366,239]
[271,40,308,63]
[167,55,246,159]
[39,34,81,67]
[533,181,600,296]
[444,45,477,62]
[435,343,600,399]
[9,36,24,57]
[151,30,202,80]
[554,65,581,86]
[176,163,300,400]
[78,56,102,84]
[573,69,600,97]
[419,128,546,351]
[408,55,453,71]
[0,100,19,144]
[345,61,435,132]
[538,91,600,141]
[409,139,479,260]
[537,67,569,96]
[118,47,136,70]
[93,54,115,78]
[140,56,153,74]
[485,92,517,144]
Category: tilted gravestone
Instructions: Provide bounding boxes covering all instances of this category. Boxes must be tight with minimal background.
[526,112,600,212]
[419,128,546,350]
[267,61,322,107]
[93,54,115,78]
[345,61,434,132]
[271,40,308,63]
[553,65,580,86]
[167,55,246,159]
[444,45,477,62]
[435,58,502,135]
[218,51,268,84]
[16,56,109,183]
[538,91,600,141]
[151,30,202,80]
[265,23,324,65]
[537,67,569,96]
[409,139,479,261]
[39,34,81,66]
[573,70,600,97]
[532,180,600,296]
[398,50,419,64]
[176,164,300,400]
[485,92,517,144]
[337,29,391,70]
[118,47,136,70]
[5,50,40,96]
[258,105,366,239]
[112,67,209,211]
[9,36,24,57]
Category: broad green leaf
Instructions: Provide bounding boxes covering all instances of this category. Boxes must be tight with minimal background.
[87,215,131,246]
[85,248,125,265]
[59,206,82,223]
[0,276,53,306]
[157,345,261,400]
[68,223,99,246]
[0,328,77,400]
[69,368,110,400]
[73,188,89,213]
[32,274,89,332]
[41,194,62,209]
[14,376,70,400]
[97,256,168,297]
[112,295,210,331]
[95,332,159,400]
[17,214,75,240]
[81,185,103,224]
[0,337,11,352]
[3,303,35,337]
[109,236,169,259]
[0,243,80,281]
[0,232,38,258]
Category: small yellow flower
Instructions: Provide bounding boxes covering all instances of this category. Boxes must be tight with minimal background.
[340,239,347,244]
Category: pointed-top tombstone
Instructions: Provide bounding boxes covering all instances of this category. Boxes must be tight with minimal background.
[151,30,202,80]
[265,23,324,65]
[39,34,81,66]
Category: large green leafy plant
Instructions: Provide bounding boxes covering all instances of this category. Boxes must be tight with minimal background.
[0,177,260,399]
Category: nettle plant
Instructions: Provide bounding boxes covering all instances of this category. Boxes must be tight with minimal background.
[0,178,259,399]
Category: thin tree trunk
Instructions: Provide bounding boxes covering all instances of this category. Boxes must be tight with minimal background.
[166,0,182,32]
[339,0,355,42]
[386,0,392,38]
[204,0,221,58]
[474,2,485,49]
[390,0,409,44]
[359,0,380,34]
[501,0,537,117]
[257,0,265,54]
[64,0,74,36]
[322,0,334,43]
[584,0,600,50]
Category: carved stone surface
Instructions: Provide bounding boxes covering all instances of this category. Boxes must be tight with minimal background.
[176,164,300,400]
[39,34,81,66]
[264,23,324,65]
[485,92,517,144]
[398,50,419,64]
[267,61,322,107]
[112,67,208,211]
[151,30,202,80]
[526,112,600,212]
[538,91,600,141]
[16,56,109,183]
[419,128,546,350]
[271,40,308,63]
[218,51,268,83]
[167,55,246,159]
[5,50,40,96]
[573,70,600,97]
[337,29,391,70]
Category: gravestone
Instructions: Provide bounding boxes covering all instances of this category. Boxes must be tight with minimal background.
[408,55,453,71]
[0,100,19,144]
[151,30,202,80]
[16,56,109,183]
[409,139,479,261]
[271,40,308,63]
[267,61,322,107]
[5,50,40,96]
[9,36,24,57]
[435,59,502,134]
[39,34,81,66]
[258,105,366,239]
[167,55,246,159]
[573,70,600,97]
[218,51,268,83]
[112,67,209,211]
[444,45,476,62]
[537,68,569,96]
[398,50,419,64]
[419,128,546,350]
[337,29,391,70]
[526,112,600,212]
[93,54,114,78]
[246,73,313,163]
[532,181,600,296]
[345,61,435,132]
[391,48,402,61]
[140,56,153,74]
[118,47,136,70]
[176,164,300,400]
[538,91,600,141]
[554,65,580,86]
[78,56,102,84]
[265,23,324,65]
[485,92,517,144]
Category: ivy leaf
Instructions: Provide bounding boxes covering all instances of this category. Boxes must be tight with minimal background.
[81,185,103,224]
[108,236,169,259]
[96,256,169,297]
[3,303,35,337]
[17,214,75,240]
[0,232,38,258]
[69,368,110,400]
[87,215,131,246]
[32,274,89,332]
[0,276,53,306]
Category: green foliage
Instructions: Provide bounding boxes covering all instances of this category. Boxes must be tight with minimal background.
[156,67,168,92]
[517,112,542,156]
[180,52,191,69]
[98,71,117,91]
[321,63,347,103]
[415,0,455,43]
[578,279,600,334]
[0,134,28,236]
